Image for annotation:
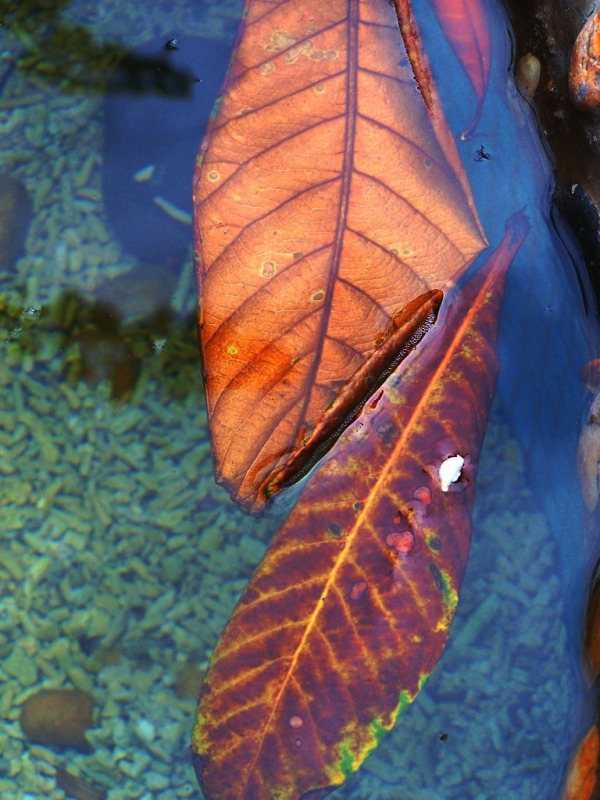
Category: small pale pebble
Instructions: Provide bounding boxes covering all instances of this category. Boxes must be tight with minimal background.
[146,771,170,791]
[119,752,150,780]
[5,649,37,686]
[176,784,197,798]
[135,717,155,743]
[112,718,129,747]
[516,53,541,98]
[239,534,265,565]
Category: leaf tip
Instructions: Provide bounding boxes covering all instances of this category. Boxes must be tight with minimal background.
[191,750,209,797]
[505,208,531,242]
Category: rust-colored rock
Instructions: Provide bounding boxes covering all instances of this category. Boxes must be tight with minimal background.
[569,7,600,111]
[20,689,94,750]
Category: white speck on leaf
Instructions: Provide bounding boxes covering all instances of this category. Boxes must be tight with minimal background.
[439,455,465,492]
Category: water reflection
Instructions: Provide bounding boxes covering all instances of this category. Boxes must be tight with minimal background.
[0,3,251,798]
[2,282,199,400]
[1,0,599,798]
[102,32,231,267]
[0,0,217,95]
[0,0,128,93]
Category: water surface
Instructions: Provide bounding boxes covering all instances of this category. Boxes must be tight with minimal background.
[0,1,598,799]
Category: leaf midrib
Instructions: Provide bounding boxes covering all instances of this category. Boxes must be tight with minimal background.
[244,0,362,783]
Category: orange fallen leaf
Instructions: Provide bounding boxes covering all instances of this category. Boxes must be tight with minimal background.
[194,0,486,512]
[192,212,529,800]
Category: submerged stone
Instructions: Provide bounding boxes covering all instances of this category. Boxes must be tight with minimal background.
[20,688,95,750]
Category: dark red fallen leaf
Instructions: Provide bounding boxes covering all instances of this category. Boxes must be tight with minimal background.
[192,212,530,800]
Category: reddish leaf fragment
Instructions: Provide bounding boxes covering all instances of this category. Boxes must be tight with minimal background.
[390,0,433,110]
[192,212,529,800]
[428,0,491,136]
[563,725,600,800]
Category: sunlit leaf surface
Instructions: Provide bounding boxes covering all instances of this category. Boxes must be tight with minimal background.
[194,0,486,511]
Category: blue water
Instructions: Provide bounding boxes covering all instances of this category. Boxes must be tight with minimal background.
[0,0,598,799]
